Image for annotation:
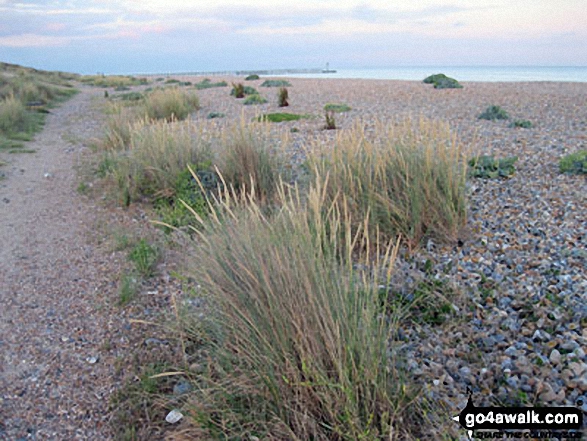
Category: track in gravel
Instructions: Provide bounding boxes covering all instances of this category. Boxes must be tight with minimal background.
[0,88,125,439]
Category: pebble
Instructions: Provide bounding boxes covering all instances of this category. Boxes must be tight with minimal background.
[165,409,184,424]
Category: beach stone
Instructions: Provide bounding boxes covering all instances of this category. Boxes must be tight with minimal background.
[165,409,184,424]
[549,349,562,365]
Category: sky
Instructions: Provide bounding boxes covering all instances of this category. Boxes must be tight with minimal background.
[0,0,585,74]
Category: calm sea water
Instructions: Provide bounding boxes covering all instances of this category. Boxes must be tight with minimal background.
[274,66,587,83]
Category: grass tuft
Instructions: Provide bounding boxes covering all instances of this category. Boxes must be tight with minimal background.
[478,105,509,121]
[559,149,587,175]
[306,117,468,249]
[324,103,351,113]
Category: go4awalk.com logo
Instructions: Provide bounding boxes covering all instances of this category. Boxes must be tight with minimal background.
[453,389,584,439]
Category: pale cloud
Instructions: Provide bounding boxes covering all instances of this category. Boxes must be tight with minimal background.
[0,33,73,47]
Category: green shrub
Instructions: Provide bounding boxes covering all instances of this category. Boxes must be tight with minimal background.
[231,82,244,98]
[165,79,180,84]
[423,74,462,89]
[206,112,225,119]
[257,113,310,123]
[423,73,449,84]
[433,77,463,89]
[80,75,147,88]
[324,103,351,113]
[245,74,260,80]
[182,187,424,439]
[154,163,217,229]
[243,94,267,105]
[105,120,213,205]
[478,105,509,120]
[144,88,199,121]
[118,272,138,306]
[113,91,144,102]
[468,155,518,179]
[307,118,468,249]
[194,79,228,90]
[278,87,289,107]
[324,111,336,130]
[510,119,533,129]
[260,79,291,87]
[559,150,587,175]
[128,239,159,277]
[230,84,257,97]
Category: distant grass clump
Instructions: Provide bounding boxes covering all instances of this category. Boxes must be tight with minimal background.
[194,79,228,90]
[180,184,426,439]
[559,150,587,175]
[324,103,351,112]
[260,79,291,87]
[510,119,533,129]
[113,91,144,102]
[0,70,78,151]
[324,111,336,130]
[230,83,257,97]
[80,75,148,88]
[278,87,289,107]
[257,113,310,123]
[144,88,200,121]
[243,94,267,105]
[478,105,509,121]
[245,74,260,80]
[306,118,468,249]
[206,112,225,119]
[423,73,463,89]
[468,155,518,179]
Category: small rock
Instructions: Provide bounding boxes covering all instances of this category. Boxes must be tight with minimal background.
[549,349,562,365]
[166,409,184,424]
[173,381,193,395]
[86,356,99,364]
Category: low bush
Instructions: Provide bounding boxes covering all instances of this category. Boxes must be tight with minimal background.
[181,185,425,439]
[80,75,148,88]
[243,94,267,105]
[559,150,587,175]
[206,112,225,119]
[468,155,518,178]
[128,239,159,278]
[278,87,289,107]
[144,88,199,121]
[245,74,260,81]
[260,79,291,87]
[306,118,468,249]
[324,103,351,112]
[104,120,213,205]
[510,119,533,129]
[257,113,310,123]
[478,105,509,121]
[324,111,336,130]
[230,84,257,97]
[423,74,463,89]
[194,79,228,90]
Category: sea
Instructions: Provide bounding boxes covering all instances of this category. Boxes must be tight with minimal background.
[272,66,587,83]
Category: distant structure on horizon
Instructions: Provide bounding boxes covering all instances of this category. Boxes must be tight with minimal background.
[322,62,337,73]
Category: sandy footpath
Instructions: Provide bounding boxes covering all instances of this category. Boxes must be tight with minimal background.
[0,88,128,439]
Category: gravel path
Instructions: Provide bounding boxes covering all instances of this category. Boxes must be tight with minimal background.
[0,88,125,439]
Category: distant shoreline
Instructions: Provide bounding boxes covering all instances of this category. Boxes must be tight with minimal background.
[127,66,587,83]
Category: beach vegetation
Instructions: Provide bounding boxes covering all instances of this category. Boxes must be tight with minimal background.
[510,119,533,129]
[180,183,426,440]
[245,74,260,80]
[128,239,159,278]
[306,118,468,249]
[206,112,225,119]
[478,105,509,121]
[324,111,336,129]
[80,75,148,88]
[230,84,257,97]
[243,94,268,105]
[423,74,463,89]
[257,113,310,123]
[194,79,228,90]
[324,103,351,112]
[260,79,291,87]
[277,87,289,107]
[559,149,587,175]
[144,87,200,121]
[468,155,518,179]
